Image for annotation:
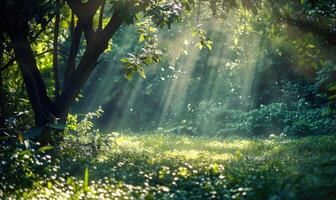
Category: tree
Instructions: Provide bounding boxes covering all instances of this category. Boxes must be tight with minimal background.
[0,0,196,142]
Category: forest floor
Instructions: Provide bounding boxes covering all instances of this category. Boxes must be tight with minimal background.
[10,133,336,199]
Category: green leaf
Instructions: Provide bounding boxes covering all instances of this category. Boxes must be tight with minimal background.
[38,145,53,152]
[307,44,315,48]
[153,55,160,63]
[191,29,198,37]
[196,42,203,49]
[144,56,153,65]
[18,98,30,103]
[120,58,129,63]
[18,132,24,143]
[47,182,52,189]
[139,34,145,43]
[83,167,89,192]
[206,40,213,50]
[125,70,134,81]
[138,67,146,79]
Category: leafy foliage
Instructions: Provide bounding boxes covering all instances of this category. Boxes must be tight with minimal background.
[2,133,336,199]
[2,1,336,199]
[61,107,117,158]
[194,79,336,136]
[0,145,56,195]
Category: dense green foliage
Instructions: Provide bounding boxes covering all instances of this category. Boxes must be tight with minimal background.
[1,0,336,199]
[1,133,336,199]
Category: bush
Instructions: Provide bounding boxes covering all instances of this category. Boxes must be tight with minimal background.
[195,99,336,137]
[62,107,118,159]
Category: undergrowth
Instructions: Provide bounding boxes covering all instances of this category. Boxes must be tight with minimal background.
[1,133,336,199]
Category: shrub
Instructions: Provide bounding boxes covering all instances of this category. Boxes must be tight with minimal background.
[194,100,336,136]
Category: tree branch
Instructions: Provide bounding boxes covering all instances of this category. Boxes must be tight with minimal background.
[36,48,80,58]
[66,0,103,55]
[101,9,123,45]
[55,10,123,116]
[66,0,103,19]
[53,0,61,98]
[64,12,83,87]
[98,0,106,31]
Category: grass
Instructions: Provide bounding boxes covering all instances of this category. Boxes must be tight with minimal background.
[5,133,336,199]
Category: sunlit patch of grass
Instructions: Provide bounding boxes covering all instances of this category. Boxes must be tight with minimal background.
[112,134,256,162]
[115,134,253,153]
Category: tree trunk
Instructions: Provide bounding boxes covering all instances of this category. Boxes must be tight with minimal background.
[8,30,54,127]
[55,45,101,118]
[0,65,6,134]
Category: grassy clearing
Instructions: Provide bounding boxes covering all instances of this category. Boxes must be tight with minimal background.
[8,133,336,199]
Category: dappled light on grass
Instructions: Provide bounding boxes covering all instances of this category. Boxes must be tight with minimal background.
[113,134,255,162]
[164,150,234,161]
[3,133,336,199]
